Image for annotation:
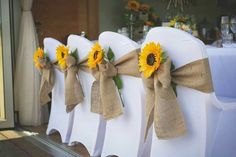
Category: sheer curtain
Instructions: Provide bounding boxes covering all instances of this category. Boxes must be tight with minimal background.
[14,0,48,126]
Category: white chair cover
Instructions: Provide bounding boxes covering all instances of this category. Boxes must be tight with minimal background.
[205,48,236,157]
[44,38,74,143]
[99,32,150,157]
[144,27,212,157]
[67,35,106,156]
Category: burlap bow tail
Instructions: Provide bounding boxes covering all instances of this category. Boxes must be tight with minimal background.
[38,58,55,105]
[91,50,140,120]
[65,56,84,112]
[144,57,214,139]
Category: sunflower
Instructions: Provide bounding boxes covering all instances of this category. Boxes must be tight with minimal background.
[127,0,140,12]
[88,43,104,69]
[34,47,44,69]
[145,21,154,27]
[139,3,150,12]
[139,42,165,78]
[169,19,176,27]
[56,45,69,69]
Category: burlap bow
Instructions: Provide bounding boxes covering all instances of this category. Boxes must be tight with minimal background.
[143,57,214,139]
[38,58,55,105]
[64,55,84,112]
[90,49,141,120]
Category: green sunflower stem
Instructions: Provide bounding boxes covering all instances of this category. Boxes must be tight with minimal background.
[119,89,125,107]
[107,47,124,107]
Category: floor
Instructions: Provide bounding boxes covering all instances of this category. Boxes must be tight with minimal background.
[0,125,118,157]
[25,125,90,157]
[0,130,53,157]
[0,126,90,157]
[0,137,53,157]
[0,130,30,140]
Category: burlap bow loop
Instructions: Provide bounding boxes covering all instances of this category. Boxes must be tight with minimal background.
[39,58,52,70]
[171,58,214,93]
[99,62,118,77]
[143,57,214,140]
[38,58,55,105]
[90,49,141,120]
[66,55,77,69]
[64,55,84,112]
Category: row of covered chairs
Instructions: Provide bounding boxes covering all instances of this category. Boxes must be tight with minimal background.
[43,27,236,157]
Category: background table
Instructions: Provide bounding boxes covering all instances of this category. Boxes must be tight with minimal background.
[206,46,236,157]
[206,46,236,100]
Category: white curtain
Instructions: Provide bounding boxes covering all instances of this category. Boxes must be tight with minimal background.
[14,0,48,126]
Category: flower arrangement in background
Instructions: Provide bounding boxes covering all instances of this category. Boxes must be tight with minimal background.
[139,3,150,12]
[125,0,159,26]
[139,42,166,78]
[168,15,196,34]
[34,47,47,70]
[138,3,159,27]
[56,45,78,69]
[127,0,140,12]
[123,0,160,39]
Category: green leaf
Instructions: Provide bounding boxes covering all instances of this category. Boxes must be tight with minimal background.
[71,48,77,54]
[171,61,177,96]
[113,75,123,90]
[172,82,177,97]
[107,47,115,62]
[70,48,79,61]
[46,56,50,62]
[43,52,47,59]
[161,51,167,63]
[171,62,175,71]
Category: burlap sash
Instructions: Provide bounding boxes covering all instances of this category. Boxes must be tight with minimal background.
[90,49,141,120]
[64,56,84,112]
[143,57,214,139]
[38,58,55,105]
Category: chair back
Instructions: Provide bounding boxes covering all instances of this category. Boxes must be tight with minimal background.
[43,38,73,143]
[99,32,147,157]
[144,27,209,157]
[67,35,106,156]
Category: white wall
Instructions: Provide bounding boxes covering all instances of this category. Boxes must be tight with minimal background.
[99,0,124,33]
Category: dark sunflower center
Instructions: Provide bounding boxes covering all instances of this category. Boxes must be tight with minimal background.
[61,52,65,58]
[147,53,156,66]
[94,51,98,60]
